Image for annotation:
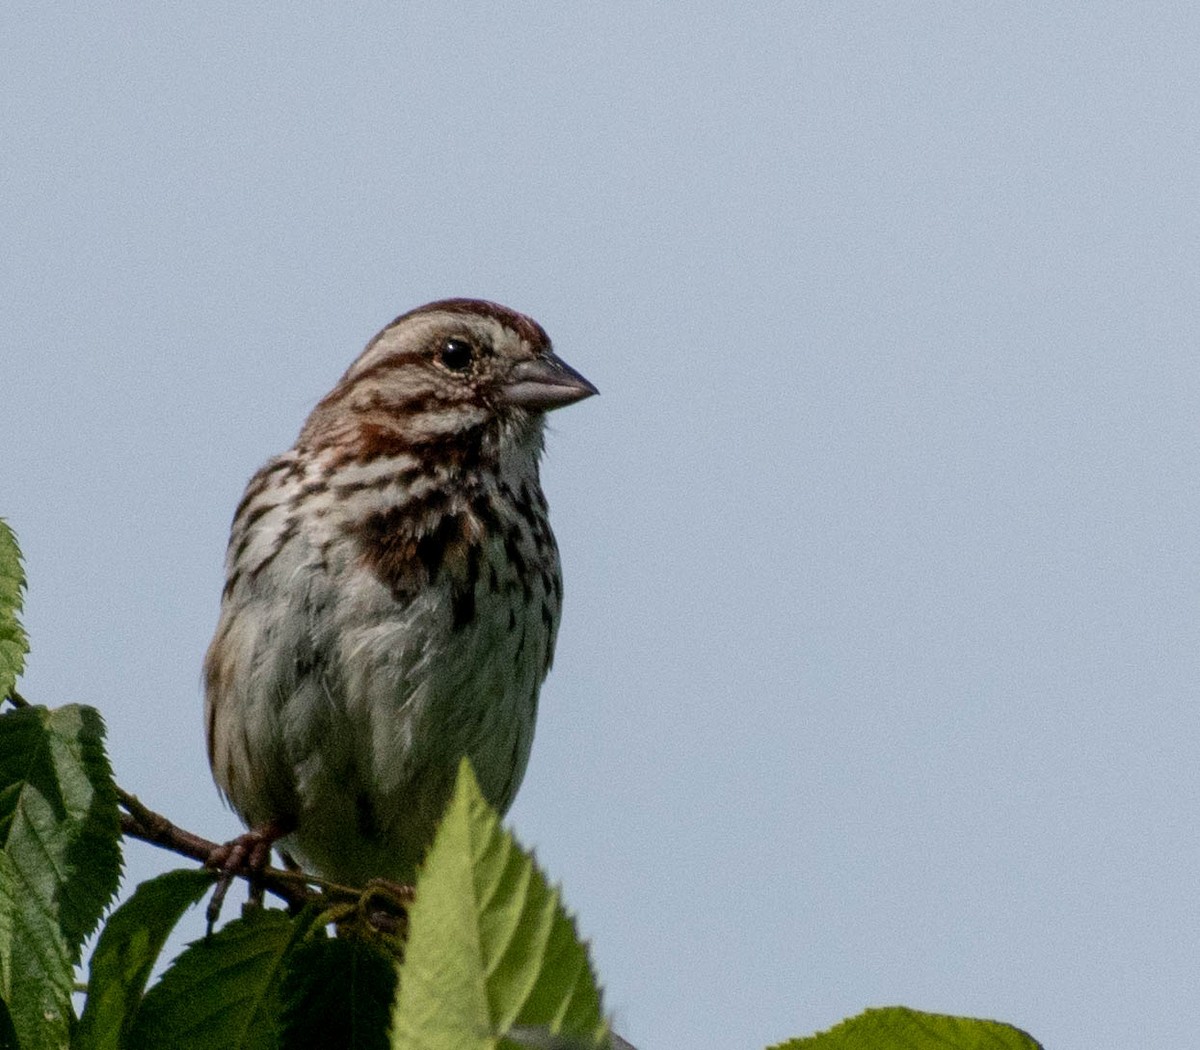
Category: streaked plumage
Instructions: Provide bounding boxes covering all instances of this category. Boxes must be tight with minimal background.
[204,299,595,885]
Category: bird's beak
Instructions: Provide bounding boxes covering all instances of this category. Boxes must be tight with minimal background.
[501,353,599,412]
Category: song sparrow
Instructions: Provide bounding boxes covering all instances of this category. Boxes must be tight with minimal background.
[203,299,596,887]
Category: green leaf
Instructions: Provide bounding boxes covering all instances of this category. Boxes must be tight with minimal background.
[768,1006,1044,1050]
[391,759,607,1050]
[76,868,216,1050]
[0,850,17,1017]
[127,908,305,1050]
[0,521,28,703]
[0,703,122,1050]
[279,933,396,1050]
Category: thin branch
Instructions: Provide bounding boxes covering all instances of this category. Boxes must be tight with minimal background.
[7,689,404,930]
[4,690,349,907]
[116,787,317,909]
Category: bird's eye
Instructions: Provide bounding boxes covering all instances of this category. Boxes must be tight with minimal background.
[439,338,474,372]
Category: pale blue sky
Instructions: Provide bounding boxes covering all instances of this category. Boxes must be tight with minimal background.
[5,4,1199,1048]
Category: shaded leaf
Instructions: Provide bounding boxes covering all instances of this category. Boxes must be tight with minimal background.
[0,703,122,1050]
[0,521,27,704]
[768,1006,1044,1050]
[76,868,216,1050]
[280,933,396,1050]
[391,759,607,1050]
[0,995,18,1050]
[127,908,306,1050]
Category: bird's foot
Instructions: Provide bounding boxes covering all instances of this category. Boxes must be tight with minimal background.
[327,878,414,943]
[205,817,295,933]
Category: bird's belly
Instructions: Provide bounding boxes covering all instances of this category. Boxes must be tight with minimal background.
[281,576,550,885]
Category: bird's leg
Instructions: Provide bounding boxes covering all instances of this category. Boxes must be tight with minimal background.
[205,816,295,932]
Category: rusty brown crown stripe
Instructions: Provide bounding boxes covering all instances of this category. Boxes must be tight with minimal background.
[390,299,552,352]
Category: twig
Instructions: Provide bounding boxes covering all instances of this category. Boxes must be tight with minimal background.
[6,689,402,928]
[116,787,317,910]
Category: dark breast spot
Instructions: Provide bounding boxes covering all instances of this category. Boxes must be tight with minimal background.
[353,507,419,598]
[471,493,503,534]
[450,544,481,631]
[355,505,487,614]
[502,530,528,577]
[414,511,463,580]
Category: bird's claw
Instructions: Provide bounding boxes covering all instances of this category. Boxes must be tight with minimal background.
[204,819,293,933]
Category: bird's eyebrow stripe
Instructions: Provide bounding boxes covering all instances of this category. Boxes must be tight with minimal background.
[394,299,552,351]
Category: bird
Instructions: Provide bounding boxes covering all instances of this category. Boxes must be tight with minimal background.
[203,299,596,888]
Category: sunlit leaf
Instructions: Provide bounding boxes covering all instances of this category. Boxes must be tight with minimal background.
[0,521,28,703]
[391,759,607,1050]
[768,1006,1044,1050]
